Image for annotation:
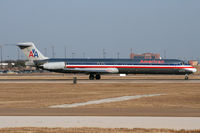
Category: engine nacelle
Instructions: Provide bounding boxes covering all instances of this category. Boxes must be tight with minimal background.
[43,62,65,70]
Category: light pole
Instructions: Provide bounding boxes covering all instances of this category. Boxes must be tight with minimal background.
[117,52,120,59]
[52,46,55,58]
[0,45,2,69]
[103,48,106,58]
[164,49,166,59]
[17,49,20,60]
[44,48,47,57]
[72,52,75,58]
[83,52,85,58]
[64,46,67,58]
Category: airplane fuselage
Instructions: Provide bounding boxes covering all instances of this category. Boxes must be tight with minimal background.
[37,58,196,75]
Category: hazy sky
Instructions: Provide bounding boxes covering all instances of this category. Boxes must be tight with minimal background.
[0,0,200,60]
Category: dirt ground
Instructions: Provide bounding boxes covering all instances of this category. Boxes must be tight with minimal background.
[0,83,200,109]
[0,128,199,133]
[0,75,200,116]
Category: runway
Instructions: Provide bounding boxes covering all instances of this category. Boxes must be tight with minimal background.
[0,116,200,129]
[0,78,200,83]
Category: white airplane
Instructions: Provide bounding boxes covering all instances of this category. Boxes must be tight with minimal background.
[17,42,196,80]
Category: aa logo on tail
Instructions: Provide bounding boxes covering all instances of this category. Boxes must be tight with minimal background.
[29,49,39,58]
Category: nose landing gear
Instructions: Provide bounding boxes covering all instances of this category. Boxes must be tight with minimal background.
[185,74,189,80]
[89,74,101,80]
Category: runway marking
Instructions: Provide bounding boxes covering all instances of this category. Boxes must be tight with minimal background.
[49,94,164,108]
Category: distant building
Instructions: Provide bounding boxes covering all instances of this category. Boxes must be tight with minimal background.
[188,60,198,66]
[0,62,15,69]
[130,52,161,59]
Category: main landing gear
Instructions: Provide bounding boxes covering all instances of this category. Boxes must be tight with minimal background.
[89,74,101,80]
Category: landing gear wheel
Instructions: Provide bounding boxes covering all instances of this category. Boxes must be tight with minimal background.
[95,74,101,80]
[185,75,189,80]
[89,74,95,80]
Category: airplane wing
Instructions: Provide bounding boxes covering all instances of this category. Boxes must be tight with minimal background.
[64,68,119,74]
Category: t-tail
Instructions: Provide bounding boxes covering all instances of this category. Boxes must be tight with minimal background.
[17,42,48,61]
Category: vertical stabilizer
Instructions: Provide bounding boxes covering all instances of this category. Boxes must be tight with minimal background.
[17,42,48,61]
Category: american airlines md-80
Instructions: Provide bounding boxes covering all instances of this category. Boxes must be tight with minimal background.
[17,42,196,80]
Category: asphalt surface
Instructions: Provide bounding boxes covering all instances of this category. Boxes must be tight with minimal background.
[0,116,200,129]
[0,108,200,117]
[0,78,200,83]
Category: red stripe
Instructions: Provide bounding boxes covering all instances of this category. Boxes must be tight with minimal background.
[66,65,194,69]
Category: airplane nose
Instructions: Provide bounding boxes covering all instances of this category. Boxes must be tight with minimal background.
[192,68,197,73]
[185,67,197,73]
[190,68,197,73]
